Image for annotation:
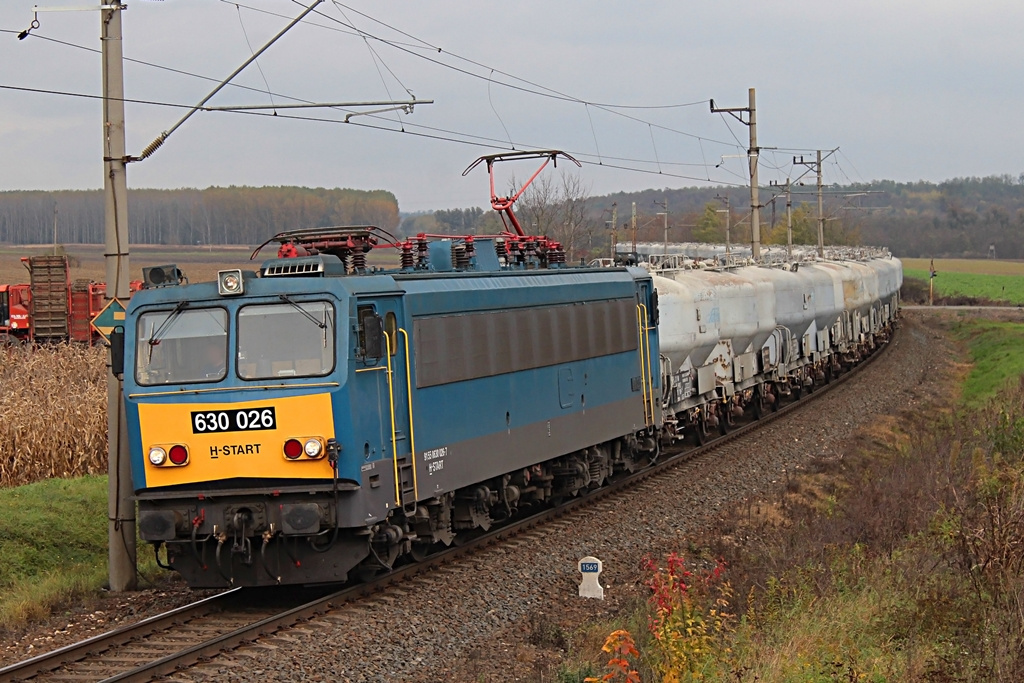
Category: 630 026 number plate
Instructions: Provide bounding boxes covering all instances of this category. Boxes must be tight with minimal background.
[191,407,276,434]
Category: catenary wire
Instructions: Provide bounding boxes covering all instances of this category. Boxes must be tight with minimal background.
[273,0,742,148]
[0,80,751,189]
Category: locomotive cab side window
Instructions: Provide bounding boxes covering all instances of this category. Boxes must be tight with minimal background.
[357,305,386,359]
[385,312,398,355]
[136,307,228,385]
[237,301,335,379]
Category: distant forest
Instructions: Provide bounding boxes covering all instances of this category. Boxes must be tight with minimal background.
[2,175,1023,259]
[0,186,399,246]
[402,174,1024,260]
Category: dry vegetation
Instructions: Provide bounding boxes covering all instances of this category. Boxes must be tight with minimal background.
[0,345,107,488]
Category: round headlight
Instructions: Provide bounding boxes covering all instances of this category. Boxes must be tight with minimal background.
[148,447,167,466]
[10,321,18,329]
[304,439,323,457]
[222,274,240,292]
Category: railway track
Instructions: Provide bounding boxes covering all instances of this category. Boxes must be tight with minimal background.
[0,329,896,682]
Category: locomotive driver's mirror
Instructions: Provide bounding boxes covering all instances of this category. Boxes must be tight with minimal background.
[110,326,125,376]
[364,314,385,359]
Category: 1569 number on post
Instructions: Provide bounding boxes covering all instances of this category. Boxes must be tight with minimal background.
[191,407,277,434]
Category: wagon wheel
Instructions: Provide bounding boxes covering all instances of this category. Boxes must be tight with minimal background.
[792,383,803,401]
[692,415,708,446]
[752,388,766,420]
[718,406,731,435]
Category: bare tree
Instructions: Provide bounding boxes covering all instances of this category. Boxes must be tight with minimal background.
[553,172,591,261]
[511,173,557,236]
[508,171,592,260]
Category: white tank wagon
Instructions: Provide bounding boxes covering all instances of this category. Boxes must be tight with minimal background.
[653,254,901,443]
[621,242,894,268]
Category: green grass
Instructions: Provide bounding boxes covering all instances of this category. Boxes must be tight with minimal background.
[0,475,156,628]
[904,268,1024,304]
[901,258,1024,276]
[949,319,1024,407]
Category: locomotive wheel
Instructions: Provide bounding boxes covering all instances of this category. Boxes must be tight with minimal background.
[410,542,442,562]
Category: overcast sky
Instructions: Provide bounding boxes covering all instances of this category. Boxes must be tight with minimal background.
[1,1,1022,212]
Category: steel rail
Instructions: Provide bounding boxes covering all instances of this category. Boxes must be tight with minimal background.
[0,588,242,681]
[4,328,897,682]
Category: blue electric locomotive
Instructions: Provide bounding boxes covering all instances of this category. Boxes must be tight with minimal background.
[125,227,661,587]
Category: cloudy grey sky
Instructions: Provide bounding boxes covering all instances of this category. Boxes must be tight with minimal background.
[1,1,1021,212]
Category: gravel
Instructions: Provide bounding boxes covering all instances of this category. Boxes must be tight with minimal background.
[0,575,220,668]
[3,311,955,682]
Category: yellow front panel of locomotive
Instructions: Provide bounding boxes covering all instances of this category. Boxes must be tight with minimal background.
[138,393,336,488]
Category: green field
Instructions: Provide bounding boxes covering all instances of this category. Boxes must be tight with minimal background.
[901,257,1024,276]
[903,268,1024,305]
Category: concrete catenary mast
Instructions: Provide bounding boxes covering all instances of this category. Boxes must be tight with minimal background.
[711,88,760,261]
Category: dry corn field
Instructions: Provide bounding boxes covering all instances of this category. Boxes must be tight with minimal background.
[0,344,107,488]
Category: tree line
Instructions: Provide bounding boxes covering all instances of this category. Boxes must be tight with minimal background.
[0,186,399,246]
[402,173,1024,261]
[5,174,1023,259]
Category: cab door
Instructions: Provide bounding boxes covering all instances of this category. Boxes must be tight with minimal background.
[352,296,416,510]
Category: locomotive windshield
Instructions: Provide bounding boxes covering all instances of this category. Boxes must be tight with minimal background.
[237,301,335,379]
[136,307,228,385]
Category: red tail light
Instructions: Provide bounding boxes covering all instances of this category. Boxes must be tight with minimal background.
[283,439,303,459]
[169,445,189,465]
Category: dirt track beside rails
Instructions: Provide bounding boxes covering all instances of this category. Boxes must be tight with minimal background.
[1,311,959,682]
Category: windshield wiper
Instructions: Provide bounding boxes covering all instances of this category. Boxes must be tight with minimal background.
[148,301,190,346]
[278,294,326,329]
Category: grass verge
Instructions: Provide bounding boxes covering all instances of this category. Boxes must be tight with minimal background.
[949,318,1024,406]
[0,475,156,630]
